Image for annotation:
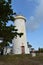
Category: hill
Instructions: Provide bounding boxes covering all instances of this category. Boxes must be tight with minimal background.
[0,54,43,65]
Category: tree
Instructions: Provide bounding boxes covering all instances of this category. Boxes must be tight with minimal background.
[27,42,32,48]
[0,0,23,49]
[38,48,43,52]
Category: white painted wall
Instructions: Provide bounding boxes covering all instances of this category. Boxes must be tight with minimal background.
[12,15,30,54]
[3,47,11,55]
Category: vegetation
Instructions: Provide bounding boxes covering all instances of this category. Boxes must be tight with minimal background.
[0,55,43,65]
[0,0,23,49]
[38,48,43,52]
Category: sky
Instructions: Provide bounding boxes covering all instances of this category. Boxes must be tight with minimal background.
[11,0,43,50]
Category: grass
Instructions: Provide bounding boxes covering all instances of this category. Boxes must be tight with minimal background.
[0,54,43,65]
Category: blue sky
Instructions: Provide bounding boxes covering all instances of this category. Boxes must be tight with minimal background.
[11,0,43,50]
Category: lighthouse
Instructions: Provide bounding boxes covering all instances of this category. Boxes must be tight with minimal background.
[12,15,29,54]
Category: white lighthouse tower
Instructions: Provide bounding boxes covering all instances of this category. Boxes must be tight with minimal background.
[12,15,29,54]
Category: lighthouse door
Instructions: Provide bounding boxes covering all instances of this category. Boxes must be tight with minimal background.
[21,46,25,54]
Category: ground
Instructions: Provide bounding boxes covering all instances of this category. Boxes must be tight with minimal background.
[0,54,43,65]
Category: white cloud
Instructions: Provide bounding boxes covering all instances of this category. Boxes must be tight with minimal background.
[26,16,40,31]
[26,0,43,31]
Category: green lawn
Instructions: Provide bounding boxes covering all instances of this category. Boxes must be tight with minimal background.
[0,54,43,65]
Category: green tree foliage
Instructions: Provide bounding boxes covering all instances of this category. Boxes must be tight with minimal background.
[38,48,43,52]
[0,0,23,48]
